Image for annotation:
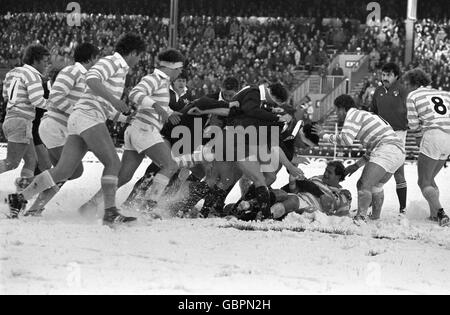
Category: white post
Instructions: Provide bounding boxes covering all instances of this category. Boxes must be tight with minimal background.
[333,123,338,159]
[169,0,179,48]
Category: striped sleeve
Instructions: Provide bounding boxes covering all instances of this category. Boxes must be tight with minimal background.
[325,110,360,146]
[406,92,421,133]
[86,58,119,82]
[129,74,158,108]
[48,68,77,113]
[25,72,46,109]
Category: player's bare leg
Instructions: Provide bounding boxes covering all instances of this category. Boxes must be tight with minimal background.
[418,153,449,226]
[79,149,145,216]
[142,141,179,211]
[355,162,393,221]
[0,142,35,177]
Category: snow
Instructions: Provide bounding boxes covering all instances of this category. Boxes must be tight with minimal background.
[1,148,450,295]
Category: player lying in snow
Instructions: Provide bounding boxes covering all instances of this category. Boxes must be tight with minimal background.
[271,161,352,219]
[223,161,352,221]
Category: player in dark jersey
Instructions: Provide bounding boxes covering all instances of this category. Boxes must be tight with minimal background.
[121,77,240,209]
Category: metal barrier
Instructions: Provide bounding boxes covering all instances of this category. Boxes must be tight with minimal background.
[291,74,346,105]
[313,77,348,122]
[291,77,311,104]
[349,55,369,91]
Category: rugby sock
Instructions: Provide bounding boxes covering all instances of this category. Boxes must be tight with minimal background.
[21,168,35,178]
[145,173,170,202]
[101,176,118,209]
[422,186,442,218]
[396,182,407,211]
[357,189,372,218]
[28,183,63,212]
[21,170,57,201]
[370,189,384,220]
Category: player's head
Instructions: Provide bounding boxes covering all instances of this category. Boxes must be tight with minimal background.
[334,94,356,124]
[323,161,346,187]
[22,44,50,74]
[402,68,431,91]
[172,69,188,91]
[74,43,100,69]
[381,62,400,89]
[268,82,289,106]
[158,49,185,80]
[221,77,239,101]
[115,33,146,68]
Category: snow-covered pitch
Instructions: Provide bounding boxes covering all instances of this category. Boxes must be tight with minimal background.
[1,148,450,294]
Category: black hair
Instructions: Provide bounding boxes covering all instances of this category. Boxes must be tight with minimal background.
[327,161,346,181]
[222,77,239,91]
[176,68,189,80]
[268,82,289,103]
[158,48,185,63]
[22,44,50,66]
[402,68,431,87]
[334,94,356,111]
[303,122,320,146]
[74,43,100,63]
[381,62,401,77]
[115,33,146,56]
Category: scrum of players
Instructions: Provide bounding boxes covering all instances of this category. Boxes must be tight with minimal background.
[1,32,449,227]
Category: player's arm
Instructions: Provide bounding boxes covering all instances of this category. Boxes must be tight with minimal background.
[48,69,76,113]
[184,96,236,116]
[241,93,280,122]
[271,146,305,179]
[406,94,421,133]
[296,180,324,198]
[26,74,46,109]
[86,59,128,113]
[345,154,369,177]
[322,112,359,146]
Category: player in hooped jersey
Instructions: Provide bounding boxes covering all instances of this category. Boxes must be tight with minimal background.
[8,33,146,226]
[314,94,406,222]
[403,68,450,227]
[0,45,50,190]
[17,43,100,217]
[270,161,352,219]
[77,49,185,216]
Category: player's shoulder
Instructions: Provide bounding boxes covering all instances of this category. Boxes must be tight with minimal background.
[408,87,436,99]
[373,85,385,95]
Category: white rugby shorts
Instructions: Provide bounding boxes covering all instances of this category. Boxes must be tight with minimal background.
[420,129,450,160]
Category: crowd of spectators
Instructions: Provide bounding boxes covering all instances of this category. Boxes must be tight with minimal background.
[356,18,450,111]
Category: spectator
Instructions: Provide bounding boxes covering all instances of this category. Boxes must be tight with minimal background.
[331,63,344,76]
